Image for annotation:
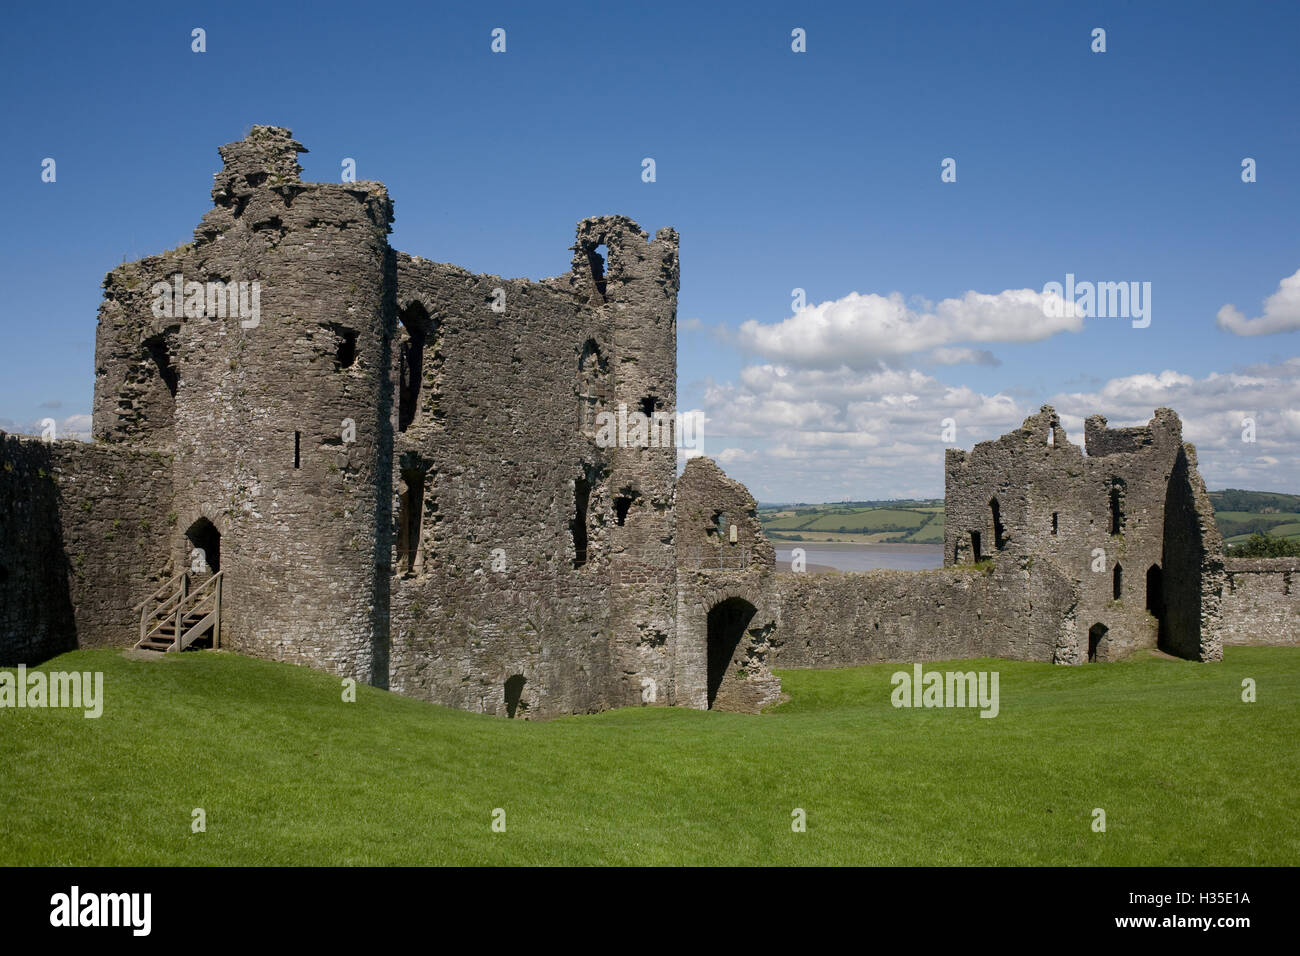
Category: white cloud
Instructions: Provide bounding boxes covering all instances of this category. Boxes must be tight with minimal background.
[0,413,91,441]
[734,288,1082,369]
[1049,358,1300,490]
[714,447,757,464]
[693,357,1300,502]
[928,347,1002,367]
[697,363,1024,499]
[1217,267,1300,336]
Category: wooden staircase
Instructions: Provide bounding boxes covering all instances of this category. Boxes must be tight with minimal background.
[133,571,224,653]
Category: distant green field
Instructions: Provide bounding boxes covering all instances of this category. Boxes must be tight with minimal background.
[801,508,928,532]
[2,647,1297,865]
[761,490,1300,548]
[1214,511,1300,539]
[907,518,946,543]
[760,502,942,543]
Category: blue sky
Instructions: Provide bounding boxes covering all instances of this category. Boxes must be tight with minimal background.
[2,0,1298,502]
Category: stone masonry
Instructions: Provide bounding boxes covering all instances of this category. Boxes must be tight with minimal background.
[0,127,1287,718]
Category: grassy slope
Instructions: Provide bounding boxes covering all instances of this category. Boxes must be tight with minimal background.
[2,648,1297,866]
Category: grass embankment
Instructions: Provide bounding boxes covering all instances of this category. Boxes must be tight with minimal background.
[1,647,1296,865]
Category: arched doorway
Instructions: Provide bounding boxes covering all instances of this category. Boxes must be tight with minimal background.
[706,597,757,709]
[504,675,526,719]
[1146,564,1164,641]
[1088,623,1107,662]
[185,517,220,574]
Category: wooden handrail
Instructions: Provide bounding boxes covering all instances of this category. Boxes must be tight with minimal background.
[132,571,184,613]
[135,570,222,652]
[139,572,187,646]
[171,571,223,653]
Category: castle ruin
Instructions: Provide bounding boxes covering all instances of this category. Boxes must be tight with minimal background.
[1,127,1293,717]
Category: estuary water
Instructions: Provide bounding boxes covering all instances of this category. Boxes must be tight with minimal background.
[772,543,944,573]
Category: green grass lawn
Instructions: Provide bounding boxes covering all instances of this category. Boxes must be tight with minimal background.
[2,647,1297,866]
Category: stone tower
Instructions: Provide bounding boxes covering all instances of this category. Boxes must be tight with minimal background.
[569,217,680,707]
[93,126,394,684]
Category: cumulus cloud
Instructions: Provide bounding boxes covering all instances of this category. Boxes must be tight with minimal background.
[734,288,1082,369]
[693,357,1300,502]
[1217,268,1300,336]
[696,363,1025,500]
[0,413,91,441]
[714,447,757,465]
[1050,358,1300,489]
[928,347,1002,367]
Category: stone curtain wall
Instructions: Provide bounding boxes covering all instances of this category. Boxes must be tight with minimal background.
[0,435,75,663]
[765,557,1073,670]
[51,442,175,650]
[675,457,779,711]
[0,434,172,664]
[1160,445,1225,661]
[386,218,679,719]
[385,254,620,718]
[1220,558,1298,646]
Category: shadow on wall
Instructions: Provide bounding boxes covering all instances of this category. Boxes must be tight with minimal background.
[0,436,78,665]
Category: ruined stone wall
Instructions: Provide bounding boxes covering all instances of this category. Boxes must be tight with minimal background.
[0,435,75,664]
[1220,558,1297,646]
[385,253,617,718]
[764,555,1074,670]
[0,434,172,664]
[944,406,1195,662]
[50,442,175,651]
[674,455,1076,711]
[385,218,679,718]
[1161,445,1225,661]
[675,457,779,711]
[93,127,394,684]
[572,219,680,712]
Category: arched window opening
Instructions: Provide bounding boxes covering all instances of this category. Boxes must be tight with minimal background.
[572,476,591,568]
[990,498,1006,550]
[577,340,609,435]
[398,303,432,432]
[1109,477,1127,535]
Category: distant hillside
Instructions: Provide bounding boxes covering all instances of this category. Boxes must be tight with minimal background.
[1209,489,1300,547]
[757,500,944,545]
[758,490,1300,548]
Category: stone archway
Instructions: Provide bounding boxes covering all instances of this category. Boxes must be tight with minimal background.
[185,516,221,574]
[706,597,757,709]
[1088,622,1108,662]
